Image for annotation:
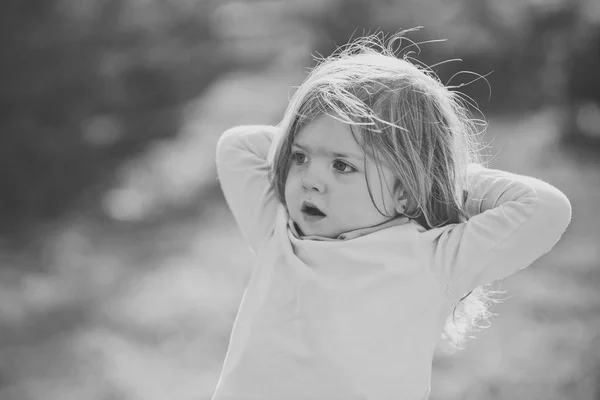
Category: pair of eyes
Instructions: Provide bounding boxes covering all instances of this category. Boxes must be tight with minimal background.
[292,151,357,174]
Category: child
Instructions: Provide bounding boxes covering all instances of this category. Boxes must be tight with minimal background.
[213,33,572,400]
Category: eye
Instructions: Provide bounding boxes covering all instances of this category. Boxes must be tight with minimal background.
[293,152,307,164]
[333,160,356,174]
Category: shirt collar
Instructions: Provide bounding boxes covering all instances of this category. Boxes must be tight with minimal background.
[288,215,411,241]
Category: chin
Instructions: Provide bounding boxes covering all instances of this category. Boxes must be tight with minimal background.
[296,222,334,238]
[307,227,339,239]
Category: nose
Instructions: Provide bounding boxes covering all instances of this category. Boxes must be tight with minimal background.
[302,164,326,193]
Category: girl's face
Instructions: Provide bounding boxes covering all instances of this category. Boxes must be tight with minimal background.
[284,115,399,238]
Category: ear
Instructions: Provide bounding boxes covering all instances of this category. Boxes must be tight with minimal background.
[393,181,410,215]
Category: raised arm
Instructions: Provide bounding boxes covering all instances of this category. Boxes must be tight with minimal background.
[424,164,572,300]
[215,125,281,253]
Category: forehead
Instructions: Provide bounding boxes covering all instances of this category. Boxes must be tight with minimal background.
[294,115,363,153]
[294,115,398,173]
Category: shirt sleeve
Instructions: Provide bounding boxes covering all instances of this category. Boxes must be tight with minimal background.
[215,125,281,253]
[423,165,572,300]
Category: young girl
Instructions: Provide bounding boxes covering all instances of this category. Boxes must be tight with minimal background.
[213,34,571,400]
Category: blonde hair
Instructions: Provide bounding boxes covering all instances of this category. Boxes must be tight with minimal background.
[270,31,497,351]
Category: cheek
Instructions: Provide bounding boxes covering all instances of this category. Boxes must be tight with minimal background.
[364,169,396,213]
[334,180,376,215]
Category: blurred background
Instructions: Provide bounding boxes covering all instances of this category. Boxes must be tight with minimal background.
[1,0,599,399]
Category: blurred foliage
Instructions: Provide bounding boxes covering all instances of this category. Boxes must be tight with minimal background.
[1,0,599,242]
[0,0,230,239]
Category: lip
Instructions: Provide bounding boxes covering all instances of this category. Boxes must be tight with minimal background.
[301,200,326,222]
[301,212,326,222]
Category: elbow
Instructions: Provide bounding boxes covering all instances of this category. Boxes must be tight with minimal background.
[215,126,252,167]
[555,189,572,235]
[216,126,244,154]
[216,125,278,159]
[541,184,572,239]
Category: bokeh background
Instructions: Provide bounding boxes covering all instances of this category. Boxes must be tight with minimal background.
[1,0,600,399]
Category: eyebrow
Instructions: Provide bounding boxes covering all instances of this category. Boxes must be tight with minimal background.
[292,143,364,161]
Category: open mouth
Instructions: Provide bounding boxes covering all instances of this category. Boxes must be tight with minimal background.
[301,201,326,218]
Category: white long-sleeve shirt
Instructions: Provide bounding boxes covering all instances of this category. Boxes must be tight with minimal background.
[212,125,572,400]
